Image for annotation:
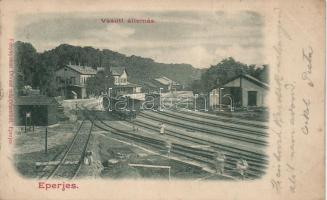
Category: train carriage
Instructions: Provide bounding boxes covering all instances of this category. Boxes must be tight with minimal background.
[102,95,143,120]
[144,93,161,110]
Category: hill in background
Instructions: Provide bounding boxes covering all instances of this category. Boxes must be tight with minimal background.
[15,41,203,96]
[15,41,267,97]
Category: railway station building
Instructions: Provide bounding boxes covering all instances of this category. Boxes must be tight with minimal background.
[210,74,269,109]
[108,67,142,97]
[55,63,97,99]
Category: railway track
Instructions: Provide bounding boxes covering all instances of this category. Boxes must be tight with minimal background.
[134,116,265,155]
[41,117,93,179]
[86,108,266,179]
[160,110,267,135]
[129,119,267,177]
[177,110,268,129]
[138,111,267,146]
[142,110,267,136]
[212,110,268,123]
[131,119,266,159]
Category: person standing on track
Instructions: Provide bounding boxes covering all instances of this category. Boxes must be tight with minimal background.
[236,157,249,180]
[160,123,166,135]
[215,152,226,175]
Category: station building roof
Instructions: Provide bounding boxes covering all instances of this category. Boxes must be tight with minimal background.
[60,64,97,75]
[110,67,127,76]
[15,95,58,106]
[154,76,180,86]
[220,74,269,89]
[112,82,141,88]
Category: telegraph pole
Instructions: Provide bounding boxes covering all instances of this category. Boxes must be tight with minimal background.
[64,66,67,99]
[45,127,48,154]
[45,117,48,154]
[165,141,172,180]
[24,114,27,133]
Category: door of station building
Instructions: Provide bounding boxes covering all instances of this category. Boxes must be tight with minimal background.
[247,91,257,106]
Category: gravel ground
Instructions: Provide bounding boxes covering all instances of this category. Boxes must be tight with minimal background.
[13,122,77,178]
[88,131,222,180]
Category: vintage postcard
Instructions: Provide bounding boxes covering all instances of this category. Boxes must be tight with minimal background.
[0,0,325,199]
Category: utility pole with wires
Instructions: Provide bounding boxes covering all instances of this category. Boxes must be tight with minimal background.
[165,140,172,180]
[64,66,67,99]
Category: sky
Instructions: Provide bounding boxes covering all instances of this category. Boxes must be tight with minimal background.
[15,11,265,68]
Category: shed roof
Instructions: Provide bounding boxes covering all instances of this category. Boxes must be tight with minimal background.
[154,76,174,85]
[113,82,141,88]
[142,81,158,88]
[221,74,269,89]
[15,95,58,106]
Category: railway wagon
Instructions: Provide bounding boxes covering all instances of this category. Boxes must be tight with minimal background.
[102,95,143,120]
[144,93,161,110]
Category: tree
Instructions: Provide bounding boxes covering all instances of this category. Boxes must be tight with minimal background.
[199,57,247,93]
[14,41,38,88]
[14,41,203,97]
[258,65,269,83]
[191,80,204,95]
[86,71,108,96]
[15,41,59,96]
[193,57,268,93]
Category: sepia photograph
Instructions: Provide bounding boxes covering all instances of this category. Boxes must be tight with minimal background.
[13,10,269,181]
[0,0,324,200]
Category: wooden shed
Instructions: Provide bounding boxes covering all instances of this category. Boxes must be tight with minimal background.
[210,74,269,108]
[14,95,58,126]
